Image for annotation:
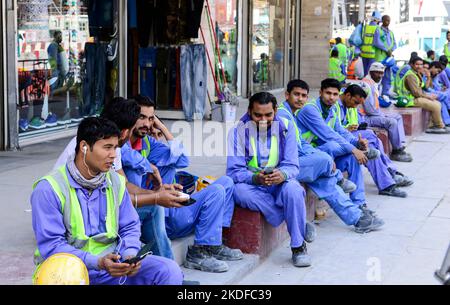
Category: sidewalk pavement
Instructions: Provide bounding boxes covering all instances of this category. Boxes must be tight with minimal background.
[1,92,448,285]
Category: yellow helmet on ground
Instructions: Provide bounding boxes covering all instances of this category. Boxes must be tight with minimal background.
[33,253,89,285]
[196,176,217,192]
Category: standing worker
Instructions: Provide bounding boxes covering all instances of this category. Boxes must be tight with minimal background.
[329,49,346,84]
[335,37,348,73]
[361,11,382,76]
[373,15,397,97]
[444,31,450,67]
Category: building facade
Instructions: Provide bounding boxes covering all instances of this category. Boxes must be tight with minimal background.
[1,0,333,151]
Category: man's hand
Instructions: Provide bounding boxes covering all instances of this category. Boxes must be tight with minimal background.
[265,169,286,186]
[123,256,142,277]
[357,133,369,151]
[346,124,359,132]
[98,254,133,278]
[352,148,368,165]
[161,183,183,192]
[156,189,187,208]
[145,164,163,190]
[428,93,438,100]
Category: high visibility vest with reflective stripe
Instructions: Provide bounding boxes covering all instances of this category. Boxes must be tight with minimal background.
[347,59,357,80]
[336,43,348,67]
[247,135,280,172]
[375,30,395,62]
[329,57,345,82]
[361,25,378,59]
[335,102,359,127]
[394,64,411,95]
[32,166,126,266]
[301,102,337,147]
[141,136,151,158]
[277,104,301,144]
[399,70,424,107]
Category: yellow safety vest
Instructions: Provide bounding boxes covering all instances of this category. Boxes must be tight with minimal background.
[361,25,378,59]
[329,57,346,82]
[301,102,337,147]
[335,102,359,127]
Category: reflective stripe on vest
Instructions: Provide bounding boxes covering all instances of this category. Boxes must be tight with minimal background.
[277,104,301,144]
[335,102,359,127]
[301,102,337,147]
[394,65,410,95]
[141,137,151,158]
[399,69,424,107]
[247,135,279,172]
[32,166,126,265]
[445,44,450,66]
[361,25,378,59]
[329,57,345,82]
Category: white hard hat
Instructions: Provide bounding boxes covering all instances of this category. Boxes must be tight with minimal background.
[369,62,385,72]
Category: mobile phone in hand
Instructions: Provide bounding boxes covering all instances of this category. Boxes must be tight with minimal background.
[263,167,274,175]
[122,243,153,265]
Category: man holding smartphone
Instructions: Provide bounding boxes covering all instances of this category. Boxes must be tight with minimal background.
[31,118,183,285]
[227,92,312,268]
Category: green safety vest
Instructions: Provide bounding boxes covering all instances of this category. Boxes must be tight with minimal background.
[246,117,290,172]
[374,29,395,62]
[398,69,424,107]
[361,25,378,59]
[335,102,359,127]
[141,136,151,158]
[32,166,126,267]
[329,57,346,82]
[277,104,301,144]
[336,43,348,67]
[394,64,411,95]
[445,44,450,67]
[301,102,337,147]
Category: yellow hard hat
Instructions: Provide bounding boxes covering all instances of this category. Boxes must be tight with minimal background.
[329,39,336,44]
[33,253,89,285]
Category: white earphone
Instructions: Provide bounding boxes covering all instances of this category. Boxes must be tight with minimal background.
[82,146,87,154]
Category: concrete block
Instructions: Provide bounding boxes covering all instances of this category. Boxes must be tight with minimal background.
[370,127,392,155]
[382,107,426,137]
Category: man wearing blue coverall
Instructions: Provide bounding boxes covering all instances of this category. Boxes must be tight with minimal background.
[121,96,243,273]
[227,92,311,267]
[278,79,385,233]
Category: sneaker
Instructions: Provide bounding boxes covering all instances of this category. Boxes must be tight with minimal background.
[305,222,317,243]
[58,111,72,125]
[204,245,243,261]
[19,118,29,132]
[426,127,450,134]
[390,150,413,162]
[184,245,229,273]
[45,113,58,127]
[354,213,385,234]
[337,178,357,193]
[29,116,46,129]
[393,172,414,187]
[365,147,381,160]
[379,185,407,198]
[359,203,376,216]
[292,242,312,267]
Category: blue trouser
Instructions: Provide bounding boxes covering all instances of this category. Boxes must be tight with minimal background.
[317,141,366,206]
[362,58,376,77]
[180,44,207,121]
[82,42,106,116]
[365,114,406,150]
[165,176,235,246]
[352,129,396,191]
[297,151,362,226]
[89,255,183,285]
[432,90,450,125]
[381,66,393,97]
[139,47,157,102]
[233,179,306,248]
[137,205,174,259]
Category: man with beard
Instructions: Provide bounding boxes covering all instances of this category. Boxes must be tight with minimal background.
[121,96,243,273]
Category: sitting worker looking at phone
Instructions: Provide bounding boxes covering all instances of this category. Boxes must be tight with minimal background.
[121,96,243,273]
[31,117,183,285]
[336,84,413,198]
[227,92,312,267]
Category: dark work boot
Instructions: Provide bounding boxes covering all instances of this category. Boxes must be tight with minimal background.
[184,245,229,273]
[379,185,407,198]
[203,245,244,261]
[292,242,312,267]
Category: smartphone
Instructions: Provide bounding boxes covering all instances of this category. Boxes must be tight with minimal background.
[263,167,274,175]
[180,198,196,206]
[122,243,153,265]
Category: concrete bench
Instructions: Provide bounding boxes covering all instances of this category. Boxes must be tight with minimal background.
[222,186,322,258]
[381,106,430,137]
[369,127,392,155]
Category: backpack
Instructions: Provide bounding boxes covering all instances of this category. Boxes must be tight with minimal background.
[349,23,364,47]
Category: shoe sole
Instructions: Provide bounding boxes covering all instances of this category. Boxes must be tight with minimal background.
[213,255,244,261]
[379,192,407,198]
[396,181,414,187]
[183,261,229,273]
[355,221,385,234]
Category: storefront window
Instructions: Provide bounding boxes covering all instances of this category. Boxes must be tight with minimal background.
[16,0,116,136]
[251,0,286,92]
[214,0,238,93]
